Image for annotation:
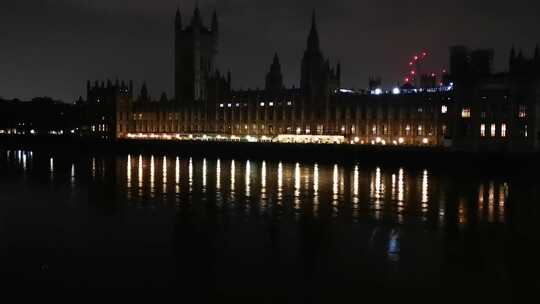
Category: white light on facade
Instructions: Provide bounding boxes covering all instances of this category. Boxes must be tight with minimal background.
[392,87,401,95]
[373,88,383,95]
[441,105,448,114]
[422,138,429,144]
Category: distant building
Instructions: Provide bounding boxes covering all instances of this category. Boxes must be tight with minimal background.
[79,7,540,152]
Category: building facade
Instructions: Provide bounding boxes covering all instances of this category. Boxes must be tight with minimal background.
[80,7,540,152]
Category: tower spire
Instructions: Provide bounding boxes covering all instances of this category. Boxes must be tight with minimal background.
[509,45,516,69]
[266,53,283,92]
[273,52,280,65]
[307,10,320,51]
[211,10,218,33]
[175,6,182,29]
[191,2,202,26]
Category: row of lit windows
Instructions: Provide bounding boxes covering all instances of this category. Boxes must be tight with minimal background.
[91,124,108,132]
[480,124,506,138]
[479,123,528,138]
[219,101,294,108]
[462,105,528,119]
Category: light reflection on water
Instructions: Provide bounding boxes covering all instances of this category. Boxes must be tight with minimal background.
[0,150,513,226]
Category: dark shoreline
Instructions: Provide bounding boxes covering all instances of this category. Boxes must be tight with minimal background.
[0,135,538,173]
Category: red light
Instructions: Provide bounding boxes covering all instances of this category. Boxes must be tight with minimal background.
[414,56,419,60]
[411,70,416,75]
[422,52,427,56]
[431,73,436,77]
[405,77,410,82]
[409,62,413,66]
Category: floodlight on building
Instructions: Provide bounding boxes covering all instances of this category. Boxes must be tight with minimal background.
[392,87,401,95]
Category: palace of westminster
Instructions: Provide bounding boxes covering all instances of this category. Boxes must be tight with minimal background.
[81,6,540,152]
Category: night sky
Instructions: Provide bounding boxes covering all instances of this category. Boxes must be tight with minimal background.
[1,0,539,102]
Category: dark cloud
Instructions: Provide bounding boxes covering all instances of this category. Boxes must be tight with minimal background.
[1,0,539,101]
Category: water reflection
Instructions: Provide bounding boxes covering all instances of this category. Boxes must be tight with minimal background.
[0,150,515,227]
[272,162,281,208]
[313,163,319,217]
[188,157,193,194]
[163,156,168,195]
[92,157,96,179]
[260,161,267,214]
[230,160,236,201]
[138,155,143,199]
[50,157,54,180]
[202,158,207,193]
[294,163,301,211]
[70,163,75,186]
[245,160,251,198]
[478,181,507,224]
[150,156,155,199]
[216,159,221,190]
[175,157,180,202]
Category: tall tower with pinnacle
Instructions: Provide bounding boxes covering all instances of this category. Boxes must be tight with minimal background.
[265,53,284,92]
[175,5,219,102]
[300,11,325,97]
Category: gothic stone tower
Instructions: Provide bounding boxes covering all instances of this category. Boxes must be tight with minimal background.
[300,12,340,98]
[175,6,219,102]
[265,53,284,93]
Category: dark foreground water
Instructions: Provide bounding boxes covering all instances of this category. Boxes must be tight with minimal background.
[0,150,539,301]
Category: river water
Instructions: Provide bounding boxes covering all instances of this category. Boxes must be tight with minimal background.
[0,150,538,301]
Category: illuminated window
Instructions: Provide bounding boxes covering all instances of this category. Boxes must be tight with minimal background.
[519,105,527,118]
[260,102,265,107]
[501,124,507,138]
[461,107,471,118]
[372,125,377,135]
[441,105,448,114]
[481,111,486,119]
[418,125,424,136]
[480,124,486,137]
[491,124,496,137]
